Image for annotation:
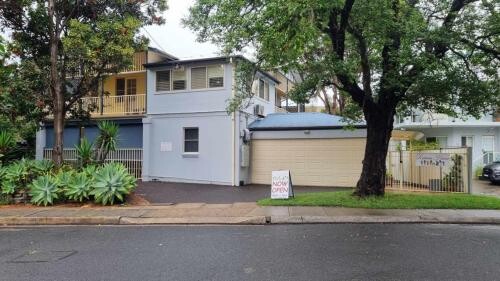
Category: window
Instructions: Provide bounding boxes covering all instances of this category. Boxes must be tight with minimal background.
[259,79,265,99]
[156,70,171,92]
[191,67,207,89]
[116,78,125,96]
[184,128,199,153]
[461,136,473,148]
[172,69,187,90]
[126,79,137,95]
[207,65,224,88]
[190,65,224,89]
[426,136,447,148]
[482,135,495,164]
[264,82,269,101]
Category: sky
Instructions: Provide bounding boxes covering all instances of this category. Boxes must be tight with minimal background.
[142,0,220,59]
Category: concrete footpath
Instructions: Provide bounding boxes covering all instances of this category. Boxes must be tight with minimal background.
[2,203,500,225]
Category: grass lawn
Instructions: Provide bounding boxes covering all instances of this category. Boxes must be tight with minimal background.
[258,191,500,209]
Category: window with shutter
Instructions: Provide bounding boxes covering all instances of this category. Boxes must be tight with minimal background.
[208,65,224,88]
[172,69,186,90]
[191,67,207,89]
[156,70,171,92]
[251,79,259,95]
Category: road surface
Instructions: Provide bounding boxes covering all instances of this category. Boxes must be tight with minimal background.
[1,224,499,281]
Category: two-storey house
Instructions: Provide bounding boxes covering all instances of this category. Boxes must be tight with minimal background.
[141,56,283,185]
[36,51,291,185]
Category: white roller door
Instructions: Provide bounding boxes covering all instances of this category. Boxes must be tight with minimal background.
[251,138,365,187]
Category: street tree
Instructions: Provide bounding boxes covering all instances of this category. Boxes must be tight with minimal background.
[185,0,500,197]
[0,0,167,166]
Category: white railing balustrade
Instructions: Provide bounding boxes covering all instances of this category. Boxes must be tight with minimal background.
[43,148,143,179]
[78,94,146,117]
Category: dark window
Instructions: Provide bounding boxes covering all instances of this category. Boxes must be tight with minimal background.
[126,79,137,95]
[184,128,199,153]
[116,78,125,96]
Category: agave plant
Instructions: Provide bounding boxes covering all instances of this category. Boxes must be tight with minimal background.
[64,173,92,202]
[90,163,136,205]
[1,180,16,195]
[94,121,119,164]
[29,159,55,176]
[81,165,98,180]
[55,169,75,190]
[75,138,94,167]
[29,175,60,206]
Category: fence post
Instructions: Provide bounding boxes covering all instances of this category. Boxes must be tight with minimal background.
[467,146,473,194]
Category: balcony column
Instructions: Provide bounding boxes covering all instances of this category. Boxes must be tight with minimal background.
[35,126,46,160]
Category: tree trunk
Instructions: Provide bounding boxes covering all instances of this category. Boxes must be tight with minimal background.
[354,106,395,197]
[48,0,64,167]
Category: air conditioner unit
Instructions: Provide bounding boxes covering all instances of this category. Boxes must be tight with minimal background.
[253,104,265,117]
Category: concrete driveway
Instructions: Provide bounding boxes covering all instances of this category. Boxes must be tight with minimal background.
[472,179,500,197]
[135,181,349,204]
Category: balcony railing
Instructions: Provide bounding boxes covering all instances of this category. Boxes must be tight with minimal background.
[80,94,146,117]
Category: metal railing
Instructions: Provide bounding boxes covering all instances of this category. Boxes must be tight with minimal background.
[80,94,146,117]
[386,147,471,193]
[275,106,287,113]
[43,148,143,179]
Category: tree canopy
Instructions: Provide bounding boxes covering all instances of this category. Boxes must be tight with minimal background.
[0,0,167,165]
[185,0,499,196]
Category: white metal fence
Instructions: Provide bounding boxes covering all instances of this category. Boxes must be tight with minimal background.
[43,148,143,179]
[386,147,472,193]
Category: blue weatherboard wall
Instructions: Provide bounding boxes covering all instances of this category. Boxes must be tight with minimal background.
[45,121,143,148]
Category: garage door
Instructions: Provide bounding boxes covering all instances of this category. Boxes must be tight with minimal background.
[251,138,366,187]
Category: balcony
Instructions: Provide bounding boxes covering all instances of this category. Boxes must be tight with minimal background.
[80,94,146,117]
[275,106,287,113]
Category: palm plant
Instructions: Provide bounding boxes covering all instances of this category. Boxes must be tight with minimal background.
[0,130,16,164]
[75,138,93,167]
[94,121,119,164]
[90,162,136,205]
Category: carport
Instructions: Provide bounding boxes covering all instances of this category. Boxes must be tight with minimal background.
[248,113,367,187]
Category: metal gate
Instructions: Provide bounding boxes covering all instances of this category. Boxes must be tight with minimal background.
[386,147,472,193]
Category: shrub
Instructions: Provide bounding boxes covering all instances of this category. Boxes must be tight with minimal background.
[64,173,92,202]
[29,175,60,206]
[29,159,55,176]
[0,130,16,163]
[55,169,75,189]
[90,162,136,205]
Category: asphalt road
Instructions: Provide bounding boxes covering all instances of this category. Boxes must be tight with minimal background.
[1,224,500,281]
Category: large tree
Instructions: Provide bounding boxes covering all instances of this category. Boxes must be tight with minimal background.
[185,0,499,196]
[0,0,167,166]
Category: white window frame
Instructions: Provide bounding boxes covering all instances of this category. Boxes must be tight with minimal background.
[461,136,474,148]
[252,76,271,103]
[156,65,225,94]
[183,127,199,155]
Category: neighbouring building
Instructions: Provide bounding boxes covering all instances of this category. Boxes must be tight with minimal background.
[393,111,500,168]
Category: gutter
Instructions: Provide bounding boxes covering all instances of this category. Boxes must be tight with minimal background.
[248,125,367,131]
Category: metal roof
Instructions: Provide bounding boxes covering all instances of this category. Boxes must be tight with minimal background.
[248,112,366,131]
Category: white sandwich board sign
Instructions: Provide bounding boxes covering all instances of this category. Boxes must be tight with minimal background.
[271,170,294,199]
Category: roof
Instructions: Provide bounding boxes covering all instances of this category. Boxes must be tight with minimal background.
[147,47,178,61]
[248,112,366,131]
[143,55,280,84]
